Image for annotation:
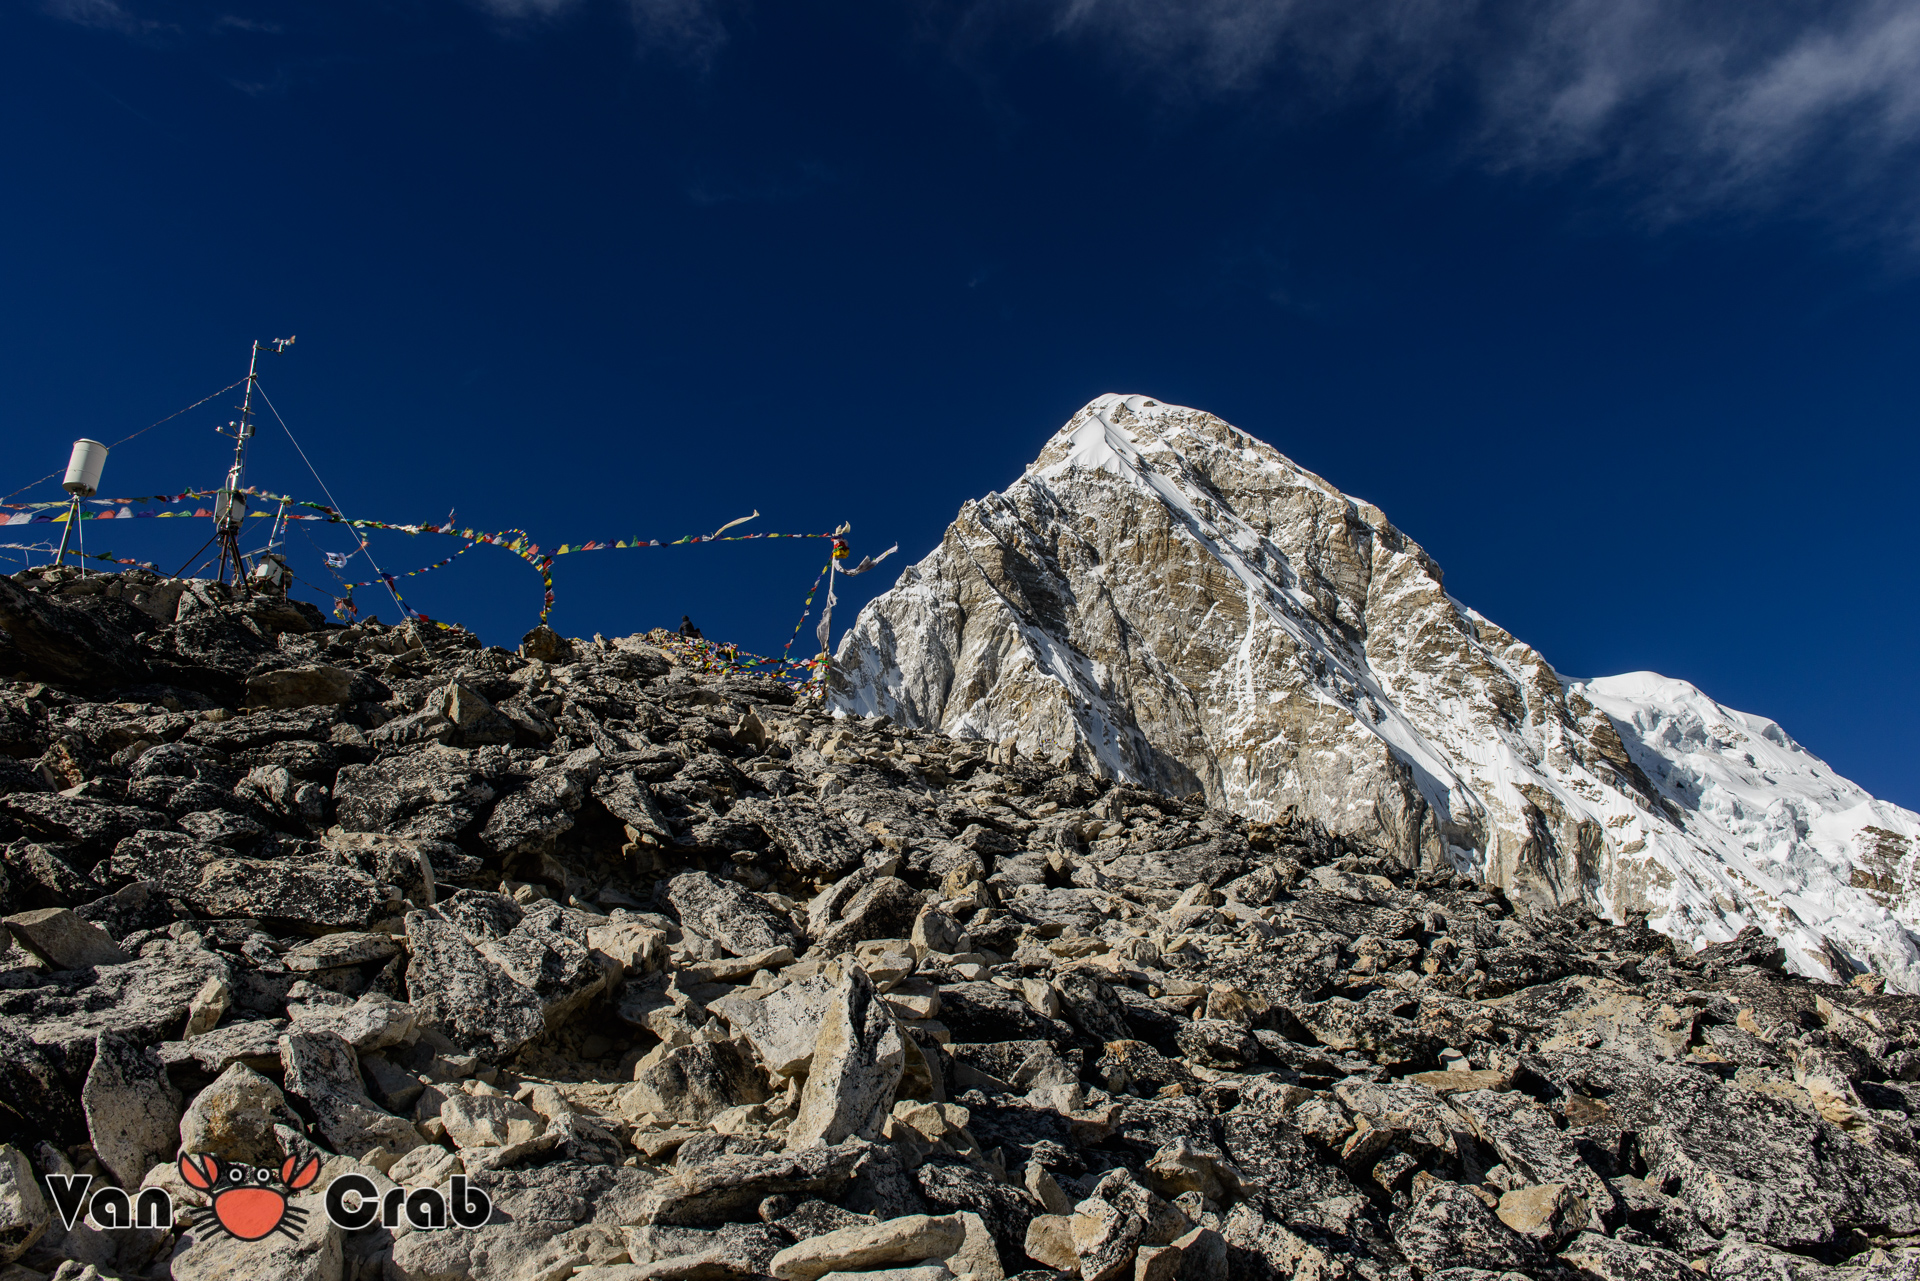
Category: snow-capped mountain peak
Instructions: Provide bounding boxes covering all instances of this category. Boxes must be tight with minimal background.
[831,394,1920,989]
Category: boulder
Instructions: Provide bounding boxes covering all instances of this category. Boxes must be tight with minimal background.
[402,905,550,1058]
[1067,1168,1189,1281]
[285,992,416,1052]
[1449,1088,1615,1223]
[471,896,621,1026]
[667,870,803,959]
[82,1030,181,1188]
[282,931,400,972]
[636,1140,873,1226]
[1558,1230,1696,1281]
[732,798,872,879]
[178,1062,301,1165]
[1392,1179,1544,1274]
[711,973,839,1076]
[333,746,500,839]
[767,1212,967,1281]
[189,856,386,928]
[0,576,151,689]
[808,877,922,958]
[440,1090,547,1150]
[2,907,130,969]
[0,1143,49,1265]
[913,1159,1033,1276]
[788,967,905,1149]
[627,1040,771,1125]
[10,794,169,862]
[593,769,675,842]
[1497,1182,1587,1245]
[159,1019,288,1076]
[245,665,355,710]
[279,1030,421,1163]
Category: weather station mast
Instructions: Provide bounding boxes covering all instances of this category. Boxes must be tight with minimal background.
[211,336,294,587]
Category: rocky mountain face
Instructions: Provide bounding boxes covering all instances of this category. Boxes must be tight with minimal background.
[830,395,1920,993]
[1,565,1919,1281]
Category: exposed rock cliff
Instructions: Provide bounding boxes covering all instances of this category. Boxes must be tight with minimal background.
[831,395,1920,991]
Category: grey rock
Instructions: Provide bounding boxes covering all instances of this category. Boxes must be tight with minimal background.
[668,870,803,958]
[1591,1060,1920,1249]
[72,880,173,942]
[189,856,386,927]
[233,763,329,830]
[788,967,905,1149]
[282,931,400,972]
[1393,1180,1544,1274]
[1,937,230,1132]
[1448,1088,1615,1227]
[767,1212,966,1281]
[733,797,873,879]
[177,808,270,849]
[628,1039,771,1125]
[478,748,603,856]
[480,784,576,855]
[178,1062,301,1165]
[2,907,131,969]
[1559,1230,1696,1281]
[912,1159,1032,1276]
[3,838,102,909]
[593,769,675,842]
[333,745,501,838]
[108,829,227,896]
[809,876,922,958]
[440,1089,547,1149]
[285,991,416,1051]
[324,829,483,899]
[622,1221,795,1277]
[10,794,169,862]
[245,664,355,710]
[279,1030,420,1162]
[636,1139,874,1226]
[936,983,1063,1045]
[1053,969,1132,1044]
[473,896,621,1026]
[159,1018,289,1075]
[1167,1021,1259,1075]
[82,1030,181,1187]
[0,575,152,690]
[711,972,839,1076]
[402,902,549,1058]
[0,1142,49,1265]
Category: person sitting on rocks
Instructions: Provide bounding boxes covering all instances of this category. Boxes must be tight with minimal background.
[679,615,703,640]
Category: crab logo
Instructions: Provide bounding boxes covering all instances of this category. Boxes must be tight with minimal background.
[178,1153,322,1242]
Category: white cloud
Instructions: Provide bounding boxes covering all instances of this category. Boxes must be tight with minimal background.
[955,0,1920,240]
[628,0,728,66]
[39,0,169,37]
[467,0,582,17]
[465,0,726,63]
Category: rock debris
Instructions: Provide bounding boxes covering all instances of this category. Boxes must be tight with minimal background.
[0,563,1917,1281]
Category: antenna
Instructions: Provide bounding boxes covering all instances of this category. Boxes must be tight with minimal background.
[211,338,293,587]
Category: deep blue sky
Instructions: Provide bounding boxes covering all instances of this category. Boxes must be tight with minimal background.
[3,0,1917,806]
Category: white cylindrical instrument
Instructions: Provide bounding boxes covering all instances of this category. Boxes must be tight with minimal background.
[63,439,108,497]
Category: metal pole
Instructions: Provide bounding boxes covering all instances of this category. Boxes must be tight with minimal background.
[53,498,79,566]
[214,341,261,588]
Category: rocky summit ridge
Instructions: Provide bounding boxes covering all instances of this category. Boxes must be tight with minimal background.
[830,394,1920,993]
[0,563,1919,1281]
